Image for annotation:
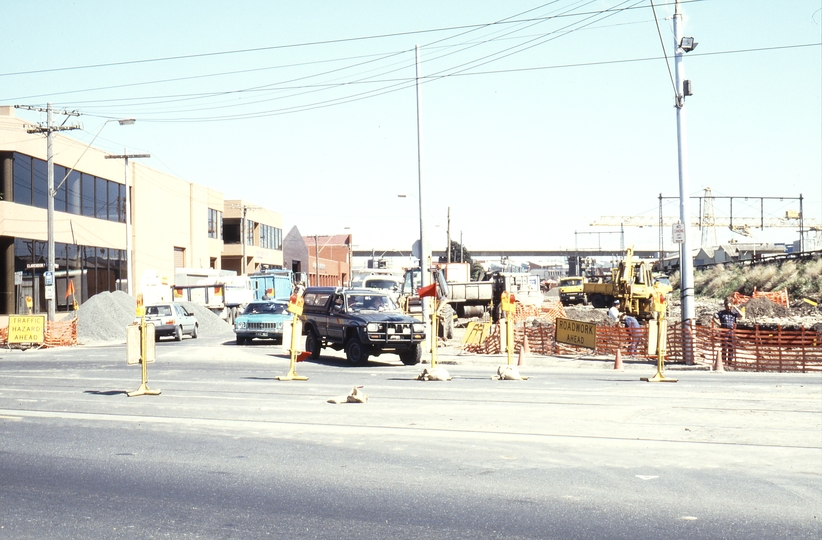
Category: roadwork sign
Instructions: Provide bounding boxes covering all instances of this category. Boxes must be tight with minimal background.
[8,315,46,344]
[555,317,597,350]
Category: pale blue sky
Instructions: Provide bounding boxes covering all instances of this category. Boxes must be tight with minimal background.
[3,1,820,256]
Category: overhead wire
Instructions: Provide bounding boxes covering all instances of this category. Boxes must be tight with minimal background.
[6,0,675,117]
[82,0,647,122]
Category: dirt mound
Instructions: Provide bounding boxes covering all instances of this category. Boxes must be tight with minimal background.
[77,292,232,345]
[742,297,790,318]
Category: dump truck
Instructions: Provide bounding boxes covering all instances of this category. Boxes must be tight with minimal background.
[558,276,587,306]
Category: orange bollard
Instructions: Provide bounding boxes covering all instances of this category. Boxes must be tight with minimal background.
[517,338,528,367]
[714,352,725,373]
[614,349,624,371]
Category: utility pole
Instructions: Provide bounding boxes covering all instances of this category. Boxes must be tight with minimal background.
[446,207,451,264]
[231,203,261,275]
[105,150,150,297]
[673,0,697,363]
[414,45,431,350]
[314,235,320,286]
[17,103,80,321]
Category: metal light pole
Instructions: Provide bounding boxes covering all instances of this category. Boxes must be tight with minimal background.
[106,144,149,297]
[674,0,696,363]
[415,45,430,347]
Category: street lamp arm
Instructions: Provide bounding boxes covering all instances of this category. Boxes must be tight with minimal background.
[55,118,137,193]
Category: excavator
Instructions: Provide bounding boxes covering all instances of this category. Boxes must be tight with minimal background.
[583,247,668,320]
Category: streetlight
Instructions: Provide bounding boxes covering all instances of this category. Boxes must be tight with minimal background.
[44,116,137,319]
[105,140,150,297]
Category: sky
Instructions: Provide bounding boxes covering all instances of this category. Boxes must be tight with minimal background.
[2,0,821,260]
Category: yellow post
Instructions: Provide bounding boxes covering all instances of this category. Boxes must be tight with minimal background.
[430,296,439,369]
[277,293,308,381]
[641,295,677,383]
[129,295,161,396]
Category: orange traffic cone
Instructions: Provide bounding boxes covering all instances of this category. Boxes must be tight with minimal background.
[518,335,529,367]
[614,349,624,371]
[714,353,725,373]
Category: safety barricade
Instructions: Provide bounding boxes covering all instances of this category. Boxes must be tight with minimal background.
[0,317,78,348]
[461,315,822,373]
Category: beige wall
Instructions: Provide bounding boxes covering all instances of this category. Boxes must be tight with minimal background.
[0,106,284,308]
[224,199,284,273]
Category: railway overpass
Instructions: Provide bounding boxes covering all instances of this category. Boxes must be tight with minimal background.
[353,248,661,259]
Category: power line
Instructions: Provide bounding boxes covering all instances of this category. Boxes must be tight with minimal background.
[81,42,820,123]
[0,0,703,79]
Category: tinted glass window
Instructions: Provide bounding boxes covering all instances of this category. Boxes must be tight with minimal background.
[67,170,82,214]
[54,165,67,212]
[95,177,108,219]
[108,181,120,222]
[33,158,48,209]
[12,153,32,205]
[81,173,95,216]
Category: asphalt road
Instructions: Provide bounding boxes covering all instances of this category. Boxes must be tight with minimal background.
[1,333,820,539]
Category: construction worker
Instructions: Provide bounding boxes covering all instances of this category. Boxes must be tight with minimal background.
[715,299,744,364]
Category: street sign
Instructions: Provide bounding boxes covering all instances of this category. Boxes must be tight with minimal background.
[26,263,46,269]
[14,271,22,285]
[672,222,686,244]
[44,271,54,286]
[555,317,597,350]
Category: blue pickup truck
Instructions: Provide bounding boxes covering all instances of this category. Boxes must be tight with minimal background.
[301,287,425,365]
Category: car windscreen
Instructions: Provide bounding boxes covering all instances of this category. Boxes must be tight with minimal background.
[245,302,288,315]
[363,279,398,290]
[345,293,397,312]
[146,305,172,316]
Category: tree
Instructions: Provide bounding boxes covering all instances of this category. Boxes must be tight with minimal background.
[442,240,472,265]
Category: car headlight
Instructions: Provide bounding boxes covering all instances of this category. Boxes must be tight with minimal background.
[413,323,425,333]
[276,322,282,329]
[236,321,246,329]
[367,323,382,332]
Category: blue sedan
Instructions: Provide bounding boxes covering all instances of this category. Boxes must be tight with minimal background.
[234,300,290,345]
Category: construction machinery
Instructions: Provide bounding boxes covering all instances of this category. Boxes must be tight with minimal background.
[583,247,666,320]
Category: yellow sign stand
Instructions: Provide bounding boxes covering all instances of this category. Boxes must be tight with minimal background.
[278,294,308,381]
[501,292,516,365]
[128,296,161,397]
[641,303,677,383]
[430,297,440,369]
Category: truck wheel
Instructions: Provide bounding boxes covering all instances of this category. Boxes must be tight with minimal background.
[305,330,321,360]
[399,343,422,365]
[345,338,369,365]
[175,325,183,341]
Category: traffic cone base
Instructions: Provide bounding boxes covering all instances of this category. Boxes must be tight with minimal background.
[614,349,624,371]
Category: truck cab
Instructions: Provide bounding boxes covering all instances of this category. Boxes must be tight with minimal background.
[558,276,587,306]
[301,287,425,366]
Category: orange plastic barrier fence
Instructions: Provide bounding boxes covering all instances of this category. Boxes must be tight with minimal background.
[461,314,822,373]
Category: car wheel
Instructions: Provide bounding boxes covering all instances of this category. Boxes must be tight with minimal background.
[175,325,183,341]
[191,323,199,339]
[399,343,422,365]
[305,330,321,360]
[345,338,369,365]
[236,335,245,345]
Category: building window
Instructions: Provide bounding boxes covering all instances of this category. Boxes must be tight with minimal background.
[33,158,48,209]
[11,152,120,224]
[13,153,32,205]
[258,224,283,251]
[208,208,222,239]
[246,220,255,246]
[223,218,240,244]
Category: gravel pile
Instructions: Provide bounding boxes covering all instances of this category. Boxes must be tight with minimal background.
[77,291,233,345]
